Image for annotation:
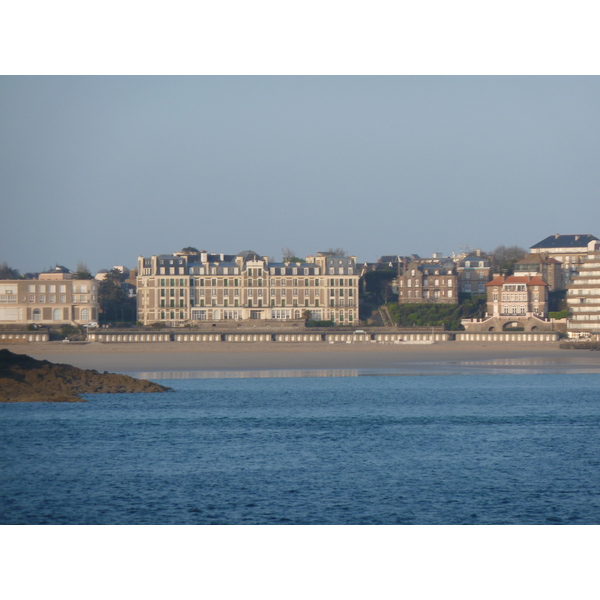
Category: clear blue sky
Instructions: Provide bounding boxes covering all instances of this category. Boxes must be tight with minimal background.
[2,76,599,274]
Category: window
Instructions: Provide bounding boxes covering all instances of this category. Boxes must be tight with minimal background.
[39,294,45,303]
[33,308,41,321]
[53,308,62,321]
[81,308,90,320]
[28,294,35,302]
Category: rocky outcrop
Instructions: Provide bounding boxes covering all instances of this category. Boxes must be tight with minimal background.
[0,349,171,403]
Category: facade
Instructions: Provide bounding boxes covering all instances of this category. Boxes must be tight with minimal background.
[136,250,359,326]
[397,259,458,304]
[456,254,491,294]
[0,274,99,326]
[485,275,548,317]
[530,234,599,286]
[513,253,563,291]
[566,240,600,338]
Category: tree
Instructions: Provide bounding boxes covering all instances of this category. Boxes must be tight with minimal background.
[0,262,21,279]
[98,268,136,323]
[326,247,347,256]
[181,247,200,254]
[488,245,527,273]
[75,261,93,280]
[281,247,304,263]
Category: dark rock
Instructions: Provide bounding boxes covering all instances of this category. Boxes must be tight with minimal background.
[0,349,171,403]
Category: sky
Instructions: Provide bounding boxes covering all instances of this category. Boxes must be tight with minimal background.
[1,75,600,274]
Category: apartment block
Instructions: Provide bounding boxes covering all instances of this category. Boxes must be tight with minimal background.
[566,240,600,338]
[136,250,359,326]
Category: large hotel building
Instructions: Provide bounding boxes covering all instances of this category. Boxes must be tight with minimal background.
[137,250,359,326]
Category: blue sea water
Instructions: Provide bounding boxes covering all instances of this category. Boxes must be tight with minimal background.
[2,371,600,525]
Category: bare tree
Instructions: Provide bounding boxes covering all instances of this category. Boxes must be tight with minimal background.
[489,245,528,273]
[326,247,347,256]
[281,247,303,262]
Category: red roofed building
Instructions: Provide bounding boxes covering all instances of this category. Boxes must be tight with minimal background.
[485,275,548,317]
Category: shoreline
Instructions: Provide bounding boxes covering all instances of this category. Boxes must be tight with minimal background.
[2,340,600,375]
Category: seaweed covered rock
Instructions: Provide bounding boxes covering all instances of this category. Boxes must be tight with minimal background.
[0,349,171,403]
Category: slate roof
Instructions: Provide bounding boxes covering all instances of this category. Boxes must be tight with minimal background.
[530,234,598,249]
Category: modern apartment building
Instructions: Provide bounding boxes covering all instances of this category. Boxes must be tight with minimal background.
[0,267,99,326]
[566,239,600,338]
[136,250,359,326]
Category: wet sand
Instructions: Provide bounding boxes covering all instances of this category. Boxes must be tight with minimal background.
[3,340,600,375]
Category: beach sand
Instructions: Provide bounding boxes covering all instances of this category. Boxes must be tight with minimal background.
[2,340,600,375]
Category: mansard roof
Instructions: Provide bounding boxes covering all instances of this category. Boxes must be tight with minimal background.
[237,250,262,262]
[531,234,598,249]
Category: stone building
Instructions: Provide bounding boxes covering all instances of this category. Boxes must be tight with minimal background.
[566,240,600,338]
[512,253,563,291]
[136,250,358,326]
[0,268,99,326]
[397,259,458,304]
[455,252,491,295]
[485,275,548,317]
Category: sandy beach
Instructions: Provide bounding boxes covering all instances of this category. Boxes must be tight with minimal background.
[2,340,600,375]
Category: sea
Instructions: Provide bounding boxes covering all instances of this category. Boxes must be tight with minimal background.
[2,367,600,525]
